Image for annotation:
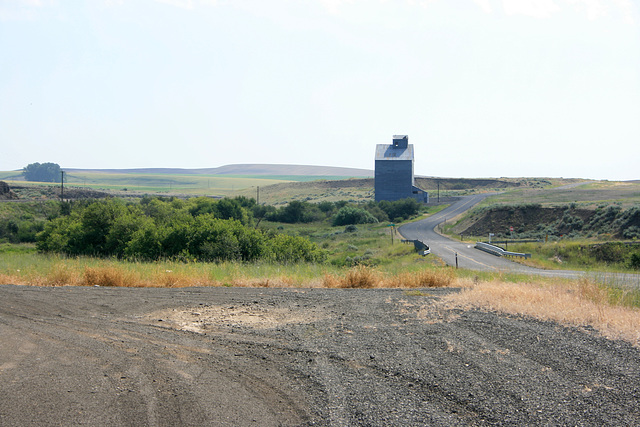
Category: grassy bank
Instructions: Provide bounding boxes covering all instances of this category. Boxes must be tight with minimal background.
[507,240,640,272]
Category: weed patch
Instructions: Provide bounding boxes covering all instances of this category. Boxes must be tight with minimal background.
[323,266,458,289]
[444,278,640,347]
[83,266,138,287]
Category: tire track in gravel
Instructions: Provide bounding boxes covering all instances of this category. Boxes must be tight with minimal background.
[0,285,314,426]
[2,284,640,426]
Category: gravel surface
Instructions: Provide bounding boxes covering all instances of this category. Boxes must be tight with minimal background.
[1,284,639,426]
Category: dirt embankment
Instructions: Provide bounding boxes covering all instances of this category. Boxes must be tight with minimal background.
[459,205,594,236]
[414,177,550,191]
[456,204,640,239]
[1,284,639,426]
[0,181,17,200]
[4,183,118,201]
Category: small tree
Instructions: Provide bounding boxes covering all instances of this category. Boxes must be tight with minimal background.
[22,162,61,182]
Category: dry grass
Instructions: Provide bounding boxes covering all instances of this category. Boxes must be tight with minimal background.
[323,265,457,289]
[444,278,640,347]
[1,263,219,288]
[229,275,299,288]
[387,269,456,288]
[3,255,638,347]
[83,267,140,287]
[148,269,218,288]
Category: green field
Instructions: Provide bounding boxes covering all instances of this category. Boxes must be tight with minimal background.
[0,170,354,197]
[485,181,640,207]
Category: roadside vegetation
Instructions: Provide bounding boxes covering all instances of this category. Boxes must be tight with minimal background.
[0,194,444,291]
[504,241,640,272]
[0,193,432,274]
[443,201,640,273]
[446,275,640,347]
[0,200,60,243]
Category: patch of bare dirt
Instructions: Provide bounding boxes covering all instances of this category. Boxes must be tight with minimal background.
[147,303,325,333]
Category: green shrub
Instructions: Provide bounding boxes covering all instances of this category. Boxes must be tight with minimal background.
[36,197,325,264]
[344,224,358,233]
[332,206,378,226]
[377,198,421,222]
[266,200,322,223]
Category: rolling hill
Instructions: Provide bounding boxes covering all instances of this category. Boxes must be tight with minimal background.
[64,164,373,177]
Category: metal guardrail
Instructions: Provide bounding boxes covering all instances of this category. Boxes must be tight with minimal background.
[475,242,531,259]
[402,239,431,256]
[487,240,541,244]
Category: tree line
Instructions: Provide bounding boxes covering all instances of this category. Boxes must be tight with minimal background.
[22,162,62,182]
[260,198,422,225]
[36,197,326,263]
[5,195,424,262]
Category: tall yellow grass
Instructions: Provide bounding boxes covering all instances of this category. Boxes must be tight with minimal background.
[445,278,640,347]
[1,259,457,289]
[322,265,456,289]
[2,263,219,288]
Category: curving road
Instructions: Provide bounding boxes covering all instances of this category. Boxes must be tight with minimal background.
[399,194,540,273]
[399,195,640,285]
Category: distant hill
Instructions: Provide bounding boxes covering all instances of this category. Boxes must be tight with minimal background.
[65,164,374,177]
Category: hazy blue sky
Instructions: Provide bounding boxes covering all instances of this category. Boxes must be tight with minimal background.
[1,0,638,180]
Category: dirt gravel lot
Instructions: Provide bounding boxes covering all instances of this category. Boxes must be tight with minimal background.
[1,284,639,426]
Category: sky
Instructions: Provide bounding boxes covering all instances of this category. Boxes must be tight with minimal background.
[1,0,639,180]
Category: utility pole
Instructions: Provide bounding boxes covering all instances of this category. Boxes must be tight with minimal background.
[257,186,260,205]
[60,170,64,201]
[437,180,440,203]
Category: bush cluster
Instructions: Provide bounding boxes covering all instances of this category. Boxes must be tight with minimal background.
[261,198,422,225]
[36,197,326,263]
[0,201,60,243]
[264,200,324,223]
[332,206,378,226]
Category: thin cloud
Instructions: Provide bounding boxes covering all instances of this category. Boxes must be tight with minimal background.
[473,0,493,13]
[614,0,637,24]
[0,0,56,21]
[498,0,637,23]
[318,0,352,15]
[151,0,220,9]
[567,0,608,20]
[502,0,561,18]
[154,0,194,9]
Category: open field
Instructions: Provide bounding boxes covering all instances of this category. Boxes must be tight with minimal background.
[3,168,606,204]
[485,180,640,207]
[233,176,586,205]
[0,165,372,198]
[2,172,291,197]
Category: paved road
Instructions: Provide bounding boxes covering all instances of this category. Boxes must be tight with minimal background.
[399,194,543,273]
[399,195,640,286]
